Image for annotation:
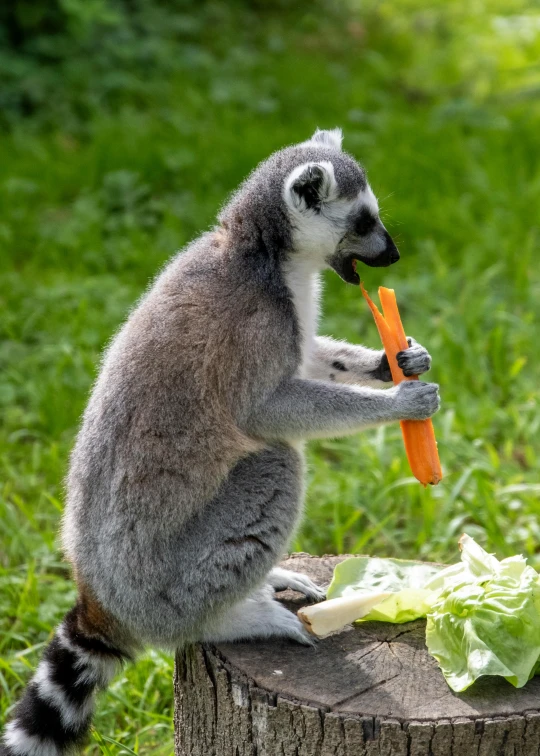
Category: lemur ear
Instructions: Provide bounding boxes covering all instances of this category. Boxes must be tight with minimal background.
[287,162,335,212]
[300,128,343,151]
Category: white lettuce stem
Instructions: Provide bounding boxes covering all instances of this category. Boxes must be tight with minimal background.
[297,592,393,638]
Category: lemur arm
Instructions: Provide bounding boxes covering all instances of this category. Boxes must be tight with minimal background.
[306,336,431,387]
[242,378,439,442]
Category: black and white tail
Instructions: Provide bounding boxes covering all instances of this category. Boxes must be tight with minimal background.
[1,603,131,756]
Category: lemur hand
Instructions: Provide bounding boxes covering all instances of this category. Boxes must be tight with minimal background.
[392,380,440,421]
[398,337,432,376]
[379,337,432,381]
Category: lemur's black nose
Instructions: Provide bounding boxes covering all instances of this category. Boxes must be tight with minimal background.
[384,231,400,265]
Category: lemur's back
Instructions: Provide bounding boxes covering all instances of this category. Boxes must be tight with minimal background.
[62,229,300,641]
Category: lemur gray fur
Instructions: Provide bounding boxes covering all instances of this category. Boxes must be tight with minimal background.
[0,128,439,756]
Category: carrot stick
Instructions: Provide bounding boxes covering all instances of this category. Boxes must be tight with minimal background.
[360,283,443,487]
[379,288,409,353]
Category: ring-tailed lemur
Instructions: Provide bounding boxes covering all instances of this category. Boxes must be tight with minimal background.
[0,128,439,755]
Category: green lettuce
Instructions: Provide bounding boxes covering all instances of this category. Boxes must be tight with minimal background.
[327,556,443,623]
[425,535,540,691]
[326,536,540,692]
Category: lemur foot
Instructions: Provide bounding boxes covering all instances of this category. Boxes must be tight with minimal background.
[271,601,316,646]
[267,567,326,602]
[397,337,432,377]
[201,593,315,646]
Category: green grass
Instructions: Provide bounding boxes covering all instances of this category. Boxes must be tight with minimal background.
[1,0,540,752]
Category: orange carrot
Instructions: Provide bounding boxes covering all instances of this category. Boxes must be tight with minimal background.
[361,283,443,487]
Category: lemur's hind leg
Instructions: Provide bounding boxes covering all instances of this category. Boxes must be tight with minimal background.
[267,567,326,601]
[155,443,321,647]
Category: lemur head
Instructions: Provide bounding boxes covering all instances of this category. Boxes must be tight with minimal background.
[220,128,399,285]
[282,128,399,284]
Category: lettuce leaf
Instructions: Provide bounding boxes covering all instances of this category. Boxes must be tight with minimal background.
[425,534,540,691]
[327,556,444,623]
[326,537,540,692]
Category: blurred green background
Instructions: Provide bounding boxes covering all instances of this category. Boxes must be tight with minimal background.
[1,0,539,752]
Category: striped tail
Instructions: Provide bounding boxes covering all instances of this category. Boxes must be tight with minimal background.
[1,602,131,756]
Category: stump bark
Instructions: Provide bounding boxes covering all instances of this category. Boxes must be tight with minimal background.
[174,554,540,755]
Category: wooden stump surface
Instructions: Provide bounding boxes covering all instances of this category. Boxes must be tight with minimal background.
[174,554,540,755]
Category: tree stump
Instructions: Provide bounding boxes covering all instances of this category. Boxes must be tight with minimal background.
[174,554,540,755]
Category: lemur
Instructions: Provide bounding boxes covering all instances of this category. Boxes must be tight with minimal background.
[0,128,439,756]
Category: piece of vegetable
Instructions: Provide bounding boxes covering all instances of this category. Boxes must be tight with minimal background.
[313,536,540,691]
[327,556,444,624]
[425,534,540,692]
[298,591,392,637]
[360,283,442,486]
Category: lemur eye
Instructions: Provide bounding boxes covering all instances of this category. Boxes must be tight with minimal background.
[354,207,377,236]
[332,360,348,372]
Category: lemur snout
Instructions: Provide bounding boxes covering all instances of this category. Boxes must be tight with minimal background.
[330,232,400,284]
[355,230,400,269]
[374,231,400,266]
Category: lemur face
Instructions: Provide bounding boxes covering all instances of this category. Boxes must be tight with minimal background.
[283,129,399,285]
